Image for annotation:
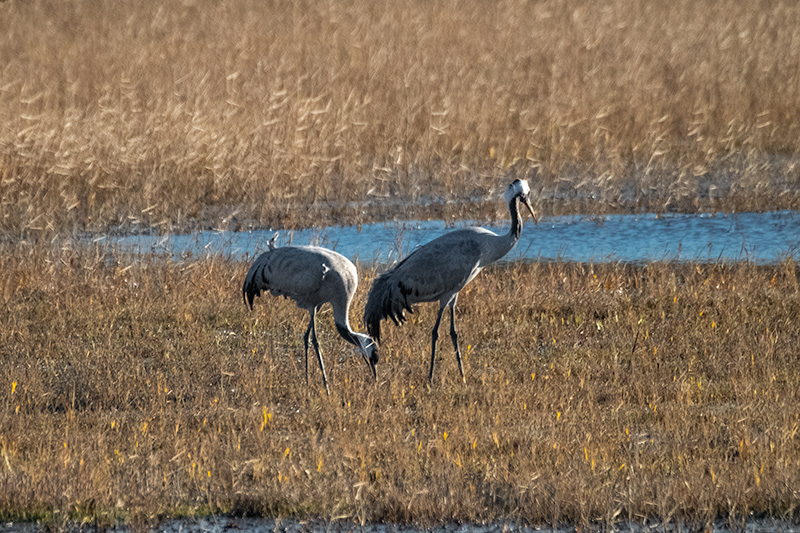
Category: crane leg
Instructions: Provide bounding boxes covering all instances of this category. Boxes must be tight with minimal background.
[303,312,314,385]
[428,305,447,382]
[449,297,465,382]
[309,308,330,395]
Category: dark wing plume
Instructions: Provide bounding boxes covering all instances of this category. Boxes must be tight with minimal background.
[243,252,270,309]
[363,269,417,344]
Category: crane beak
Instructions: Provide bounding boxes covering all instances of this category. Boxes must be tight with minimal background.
[521,197,538,224]
[359,345,379,381]
[363,352,378,381]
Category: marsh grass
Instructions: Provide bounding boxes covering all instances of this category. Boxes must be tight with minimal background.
[1,0,800,236]
[1,246,799,528]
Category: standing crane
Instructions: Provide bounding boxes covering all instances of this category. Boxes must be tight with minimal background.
[363,179,537,383]
[243,237,379,394]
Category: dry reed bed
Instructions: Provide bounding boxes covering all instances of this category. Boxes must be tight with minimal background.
[1,0,800,235]
[0,246,799,527]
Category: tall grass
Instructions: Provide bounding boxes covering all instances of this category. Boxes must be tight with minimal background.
[1,246,798,527]
[1,0,799,235]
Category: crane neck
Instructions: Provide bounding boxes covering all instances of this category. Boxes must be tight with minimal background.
[335,321,359,346]
[481,196,524,266]
[332,302,358,346]
[334,317,375,362]
[333,303,374,351]
[506,196,523,244]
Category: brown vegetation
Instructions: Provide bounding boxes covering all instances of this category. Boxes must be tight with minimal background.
[1,247,798,527]
[2,0,799,527]
[1,0,800,235]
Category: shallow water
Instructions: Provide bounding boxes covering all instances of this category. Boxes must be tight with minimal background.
[95,211,800,265]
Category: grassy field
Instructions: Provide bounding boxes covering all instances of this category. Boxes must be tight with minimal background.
[1,247,799,528]
[1,0,800,235]
[2,0,800,529]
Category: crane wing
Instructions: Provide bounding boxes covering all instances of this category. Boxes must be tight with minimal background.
[392,235,482,303]
[243,247,329,309]
[364,229,484,343]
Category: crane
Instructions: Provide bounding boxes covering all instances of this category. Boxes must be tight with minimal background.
[243,237,379,394]
[363,179,536,383]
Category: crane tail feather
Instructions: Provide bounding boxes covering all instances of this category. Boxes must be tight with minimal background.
[242,276,259,310]
[242,253,267,310]
[363,270,414,345]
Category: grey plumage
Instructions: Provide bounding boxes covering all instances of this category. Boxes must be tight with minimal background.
[363,179,536,382]
[243,241,379,394]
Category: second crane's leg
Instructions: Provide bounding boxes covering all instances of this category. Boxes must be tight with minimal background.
[449,296,465,382]
[309,308,330,395]
[303,311,314,385]
[428,305,447,382]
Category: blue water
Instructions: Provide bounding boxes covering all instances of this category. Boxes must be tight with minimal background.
[96,211,800,265]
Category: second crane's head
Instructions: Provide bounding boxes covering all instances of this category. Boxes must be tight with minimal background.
[354,333,380,380]
[504,179,537,223]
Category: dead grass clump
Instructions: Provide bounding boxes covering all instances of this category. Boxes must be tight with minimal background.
[1,1,800,235]
[1,246,799,527]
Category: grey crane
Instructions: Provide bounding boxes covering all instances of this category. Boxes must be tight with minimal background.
[363,179,536,383]
[243,237,379,394]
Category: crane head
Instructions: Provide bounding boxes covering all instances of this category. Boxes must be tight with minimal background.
[505,179,538,223]
[267,232,279,250]
[354,333,379,380]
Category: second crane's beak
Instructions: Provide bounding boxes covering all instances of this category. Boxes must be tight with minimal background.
[521,196,538,224]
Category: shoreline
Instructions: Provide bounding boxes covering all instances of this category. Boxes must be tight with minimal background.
[2,515,799,533]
